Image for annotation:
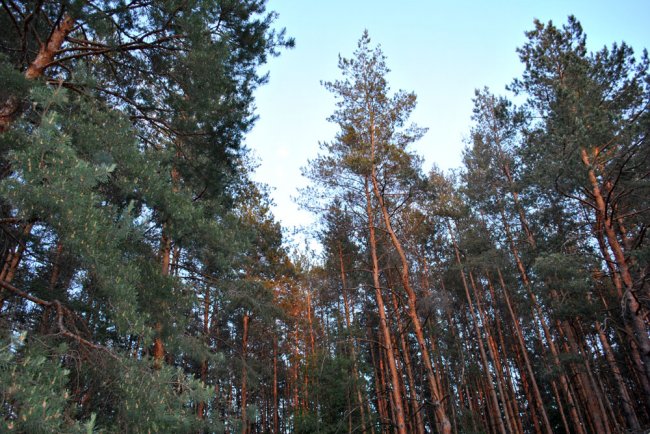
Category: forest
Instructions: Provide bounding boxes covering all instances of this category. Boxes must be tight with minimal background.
[0,1,649,433]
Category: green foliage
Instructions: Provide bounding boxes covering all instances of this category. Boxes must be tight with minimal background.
[294,352,359,434]
[0,334,91,433]
[0,0,292,431]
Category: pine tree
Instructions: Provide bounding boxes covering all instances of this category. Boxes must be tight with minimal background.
[0,1,292,430]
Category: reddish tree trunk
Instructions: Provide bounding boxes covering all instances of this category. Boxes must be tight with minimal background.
[369,168,451,434]
[449,223,506,434]
[241,313,250,434]
[364,177,408,434]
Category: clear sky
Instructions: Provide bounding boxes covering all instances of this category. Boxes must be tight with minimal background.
[244,0,649,242]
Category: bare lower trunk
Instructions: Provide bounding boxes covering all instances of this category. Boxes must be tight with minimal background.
[448,224,505,434]
[469,271,516,434]
[581,148,650,383]
[369,163,451,434]
[496,269,553,434]
[364,177,407,434]
[369,327,390,433]
[338,242,369,434]
[389,284,426,434]
[241,313,250,434]
[273,337,279,434]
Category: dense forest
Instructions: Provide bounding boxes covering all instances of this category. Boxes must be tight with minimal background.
[0,1,649,433]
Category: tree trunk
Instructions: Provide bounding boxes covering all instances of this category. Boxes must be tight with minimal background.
[485,274,524,434]
[496,269,553,434]
[448,224,506,434]
[369,158,451,433]
[469,271,516,434]
[0,222,34,311]
[272,336,279,434]
[580,147,650,383]
[597,321,640,429]
[389,283,426,434]
[369,327,390,434]
[241,313,250,434]
[153,224,172,370]
[364,176,408,434]
[498,207,587,434]
[0,15,75,131]
[338,242,369,434]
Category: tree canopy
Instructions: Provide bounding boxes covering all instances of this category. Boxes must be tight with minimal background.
[1,8,649,434]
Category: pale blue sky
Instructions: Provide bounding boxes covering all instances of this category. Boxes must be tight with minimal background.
[245,0,650,238]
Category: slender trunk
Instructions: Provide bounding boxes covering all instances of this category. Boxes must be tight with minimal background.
[496,269,553,434]
[198,359,208,419]
[291,328,300,412]
[389,285,426,434]
[485,275,524,434]
[369,168,451,434]
[364,176,407,434]
[580,148,650,382]
[241,313,250,434]
[499,207,586,434]
[0,222,34,311]
[198,286,210,419]
[305,286,315,356]
[511,329,543,434]
[500,161,536,250]
[369,327,390,434]
[469,271,516,434]
[448,222,506,434]
[597,322,640,429]
[559,320,611,434]
[273,337,279,434]
[153,224,172,370]
[338,242,369,434]
[420,257,449,406]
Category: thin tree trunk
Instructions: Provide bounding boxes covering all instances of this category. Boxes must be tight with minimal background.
[580,148,650,383]
[369,327,390,434]
[369,166,451,434]
[448,222,506,434]
[389,284,426,434]
[198,285,210,419]
[273,337,279,434]
[153,224,172,370]
[338,242,369,434]
[364,176,407,434]
[485,274,524,434]
[241,313,250,434]
[596,321,640,429]
[0,222,34,311]
[499,207,586,434]
[469,271,516,434]
[496,269,554,434]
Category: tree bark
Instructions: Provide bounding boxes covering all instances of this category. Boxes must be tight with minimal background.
[0,222,33,311]
[368,140,451,433]
[389,282,426,434]
[1,15,75,132]
[469,271,516,434]
[364,176,408,434]
[338,242,369,434]
[496,269,553,434]
[241,313,250,434]
[580,147,650,383]
[273,336,279,434]
[448,224,506,434]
